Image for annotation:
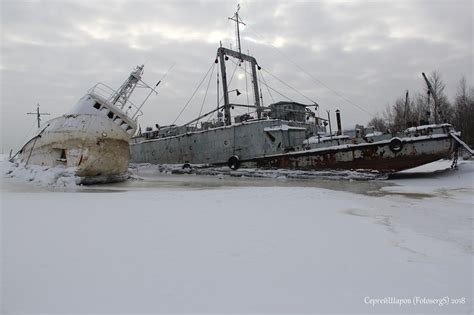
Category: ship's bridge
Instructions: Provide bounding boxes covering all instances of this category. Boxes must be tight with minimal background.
[269,101,308,122]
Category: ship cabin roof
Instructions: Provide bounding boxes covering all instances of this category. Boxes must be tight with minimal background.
[269,101,308,122]
[269,101,308,109]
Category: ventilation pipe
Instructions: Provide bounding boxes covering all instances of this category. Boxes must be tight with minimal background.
[336,109,342,135]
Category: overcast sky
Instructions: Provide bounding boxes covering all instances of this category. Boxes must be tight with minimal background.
[1,0,472,152]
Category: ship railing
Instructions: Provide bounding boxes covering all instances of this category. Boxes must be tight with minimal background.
[88,83,143,120]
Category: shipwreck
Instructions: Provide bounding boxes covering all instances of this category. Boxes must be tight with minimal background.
[130,7,470,173]
[14,65,157,184]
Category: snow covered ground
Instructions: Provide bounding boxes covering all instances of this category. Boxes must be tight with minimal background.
[1,156,472,314]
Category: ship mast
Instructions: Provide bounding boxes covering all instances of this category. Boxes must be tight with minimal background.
[112,65,144,110]
[218,5,261,125]
[228,4,245,57]
[27,103,50,128]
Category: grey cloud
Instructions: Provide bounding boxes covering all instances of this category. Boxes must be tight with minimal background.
[1,0,472,152]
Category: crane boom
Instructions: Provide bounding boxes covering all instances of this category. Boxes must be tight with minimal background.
[422,72,439,124]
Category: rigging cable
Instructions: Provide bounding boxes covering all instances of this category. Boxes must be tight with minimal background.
[260,66,317,105]
[21,120,40,146]
[227,61,239,88]
[10,120,39,161]
[172,61,215,125]
[227,58,294,102]
[245,26,372,116]
[259,69,275,103]
[195,62,216,126]
[217,60,239,105]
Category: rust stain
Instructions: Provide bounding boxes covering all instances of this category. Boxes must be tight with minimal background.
[250,138,454,172]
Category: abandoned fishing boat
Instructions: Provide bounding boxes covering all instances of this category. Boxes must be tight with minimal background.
[15,65,154,184]
[130,8,466,173]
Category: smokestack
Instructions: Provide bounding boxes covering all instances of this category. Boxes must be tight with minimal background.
[335,109,342,135]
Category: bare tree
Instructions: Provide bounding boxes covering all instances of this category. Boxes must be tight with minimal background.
[382,91,417,132]
[367,115,388,132]
[423,71,454,124]
[453,77,474,146]
[408,92,432,125]
[386,97,407,132]
[369,72,470,143]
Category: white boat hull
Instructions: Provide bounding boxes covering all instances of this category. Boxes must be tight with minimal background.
[20,114,131,183]
[16,66,145,184]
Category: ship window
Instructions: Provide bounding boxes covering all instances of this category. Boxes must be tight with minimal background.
[107,111,114,119]
[93,102,101,109]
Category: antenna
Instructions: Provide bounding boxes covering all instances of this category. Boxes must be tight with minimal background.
[131,62,175,119]
[228,4,246,57]
[27,103,50,128]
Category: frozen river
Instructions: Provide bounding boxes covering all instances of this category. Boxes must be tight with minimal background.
[1,158,473,314]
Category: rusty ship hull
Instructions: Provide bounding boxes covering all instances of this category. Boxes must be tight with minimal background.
[249,134,456,172]
[131,121,458,173]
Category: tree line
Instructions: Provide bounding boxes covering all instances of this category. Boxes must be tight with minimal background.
[368,71,474,146]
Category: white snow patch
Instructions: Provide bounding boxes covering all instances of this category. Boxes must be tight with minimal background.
[264,124,306,132]
[365,131,383,137]
[1,156,472,313]
[130,163,387,180]
[405,123,451,133]
[303,134,350,144]
[3,160,80,188]
[384,159,474,201]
